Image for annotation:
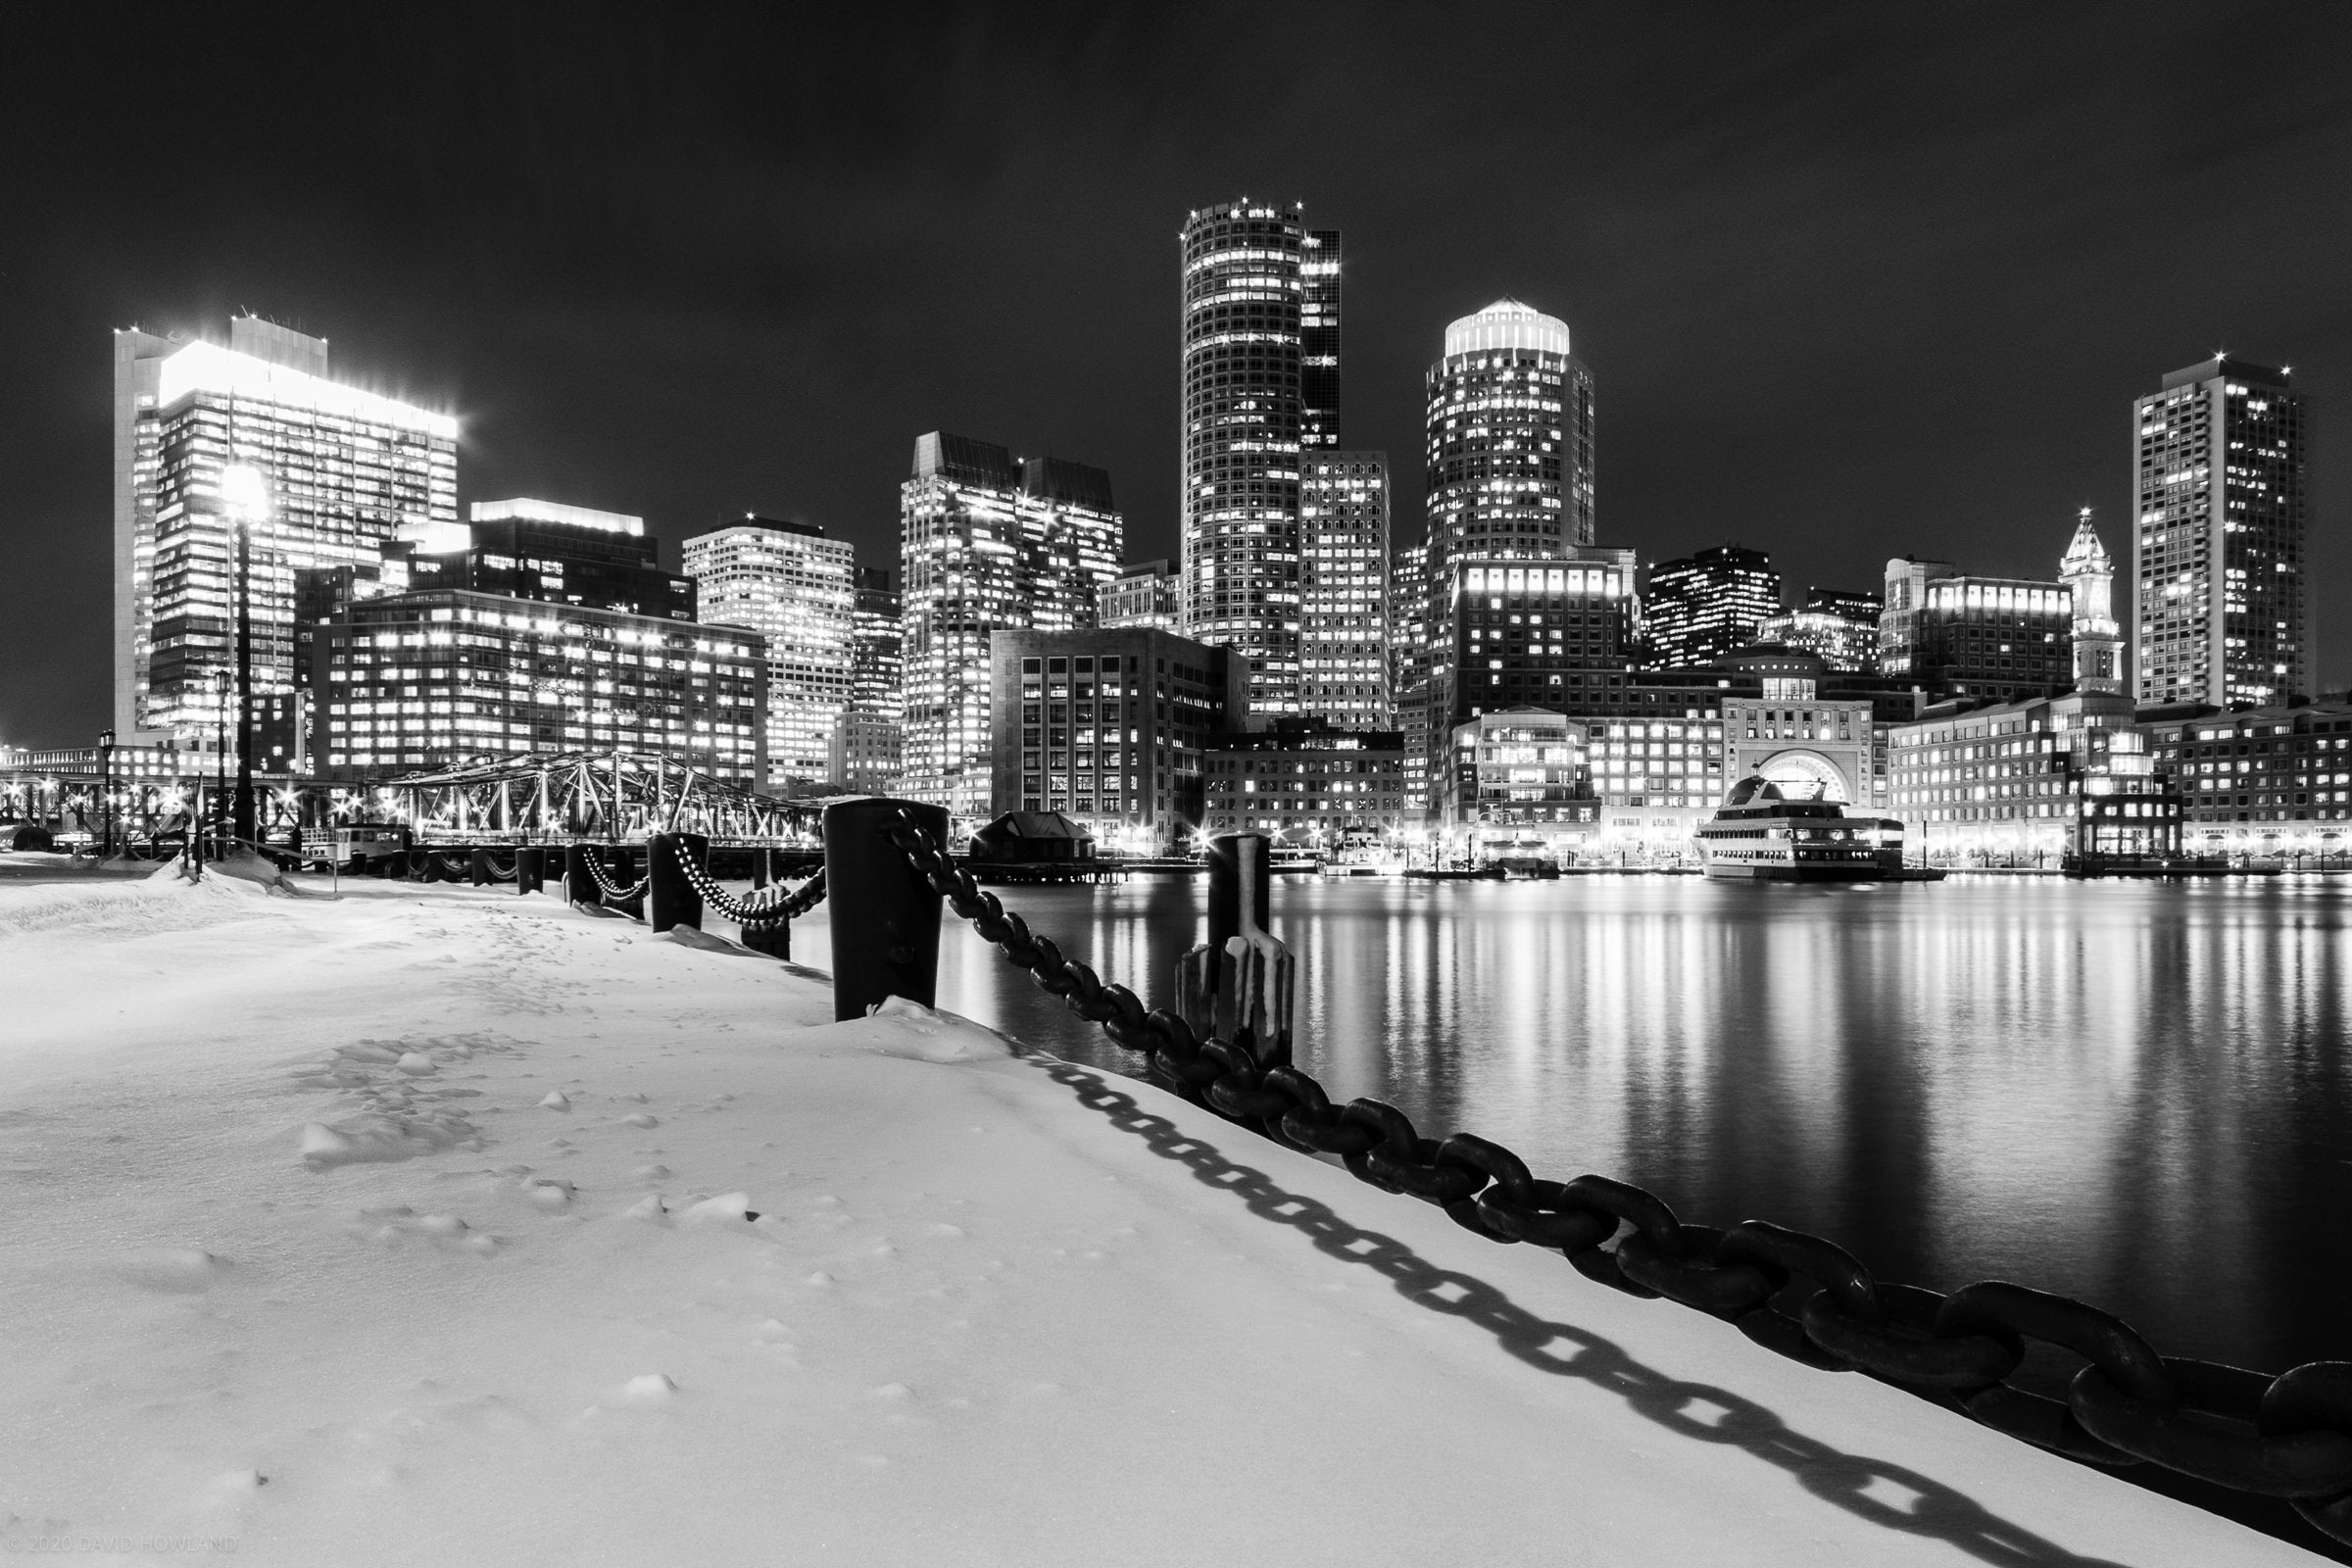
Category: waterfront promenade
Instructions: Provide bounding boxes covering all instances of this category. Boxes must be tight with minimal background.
[0,867,2324,1564]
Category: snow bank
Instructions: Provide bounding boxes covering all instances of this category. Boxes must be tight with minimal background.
[0,873,2323,1565]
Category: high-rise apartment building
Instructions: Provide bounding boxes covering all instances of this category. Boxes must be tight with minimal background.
[1642,545,1782,667]
[1442,553,1641,731]
[1300,229,1342,450]
[1181,199,1330,720]
[1099,560,1181,630]
[1299,452,1391,727]
[1391,536,1432,816]
[112,317,458,741]
[2132,356,2307,707]
[901,432,1123,818]
[682,516,856,790]
[1422,300,1594,713]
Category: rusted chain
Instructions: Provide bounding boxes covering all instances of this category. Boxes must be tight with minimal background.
[880,806,2352,1545]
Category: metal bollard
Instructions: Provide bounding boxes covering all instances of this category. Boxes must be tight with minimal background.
[752,848,771,889]
[515,846,545,896]
[822,798,947,1021]
[1177,832,1294,1067]
[469,847,494,887]
[740,910,789,960]
[648,832,707,933]
[564,842,596,907]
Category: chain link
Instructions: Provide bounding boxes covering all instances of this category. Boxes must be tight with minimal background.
[663,836,825,927]
[880,806,2352,1544]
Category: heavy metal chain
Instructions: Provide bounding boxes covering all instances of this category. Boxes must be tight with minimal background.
[882,806,2352,1546]
[577,849,651,904]
[665,837,825,928]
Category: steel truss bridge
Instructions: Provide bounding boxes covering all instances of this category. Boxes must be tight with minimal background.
[387,751,833,848]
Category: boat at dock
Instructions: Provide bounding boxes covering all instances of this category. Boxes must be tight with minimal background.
[1694,776,1919,883]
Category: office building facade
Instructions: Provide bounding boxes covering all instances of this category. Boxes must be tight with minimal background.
[309,590,765,783]
[2142,704,2352,855]
[1758,588,1882,673]
[1018,458,1122,632]
[1422,300,1594,714]
[113,317,458,744]
[1879,556,2073,704]
[1099,560,1181,630]
[2133,356,2308,707]
[1642,545,1781,668]
[1298,452,1392,727]
[1300,228,1342,451]
[986,627,1245,848]
[1886,691,2180,862]
[850,564,904,721]
[682,517,856,790]
[902,434,1124,818]
[1204,722,1407,848]
[1180,199,1324,719]
[410,501,693,621]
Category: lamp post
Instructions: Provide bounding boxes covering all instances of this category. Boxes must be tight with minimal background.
[98,728,116,857]
[221,465,270,847]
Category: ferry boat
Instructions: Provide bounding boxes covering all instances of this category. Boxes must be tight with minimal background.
[1695,776,1904,882]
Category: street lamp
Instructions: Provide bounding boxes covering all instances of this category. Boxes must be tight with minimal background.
[221,463,270,846]
[98,728,116,857]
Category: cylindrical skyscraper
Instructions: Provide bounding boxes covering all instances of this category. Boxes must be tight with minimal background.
[1420,299,1593,713]
[1180,199,1316,722]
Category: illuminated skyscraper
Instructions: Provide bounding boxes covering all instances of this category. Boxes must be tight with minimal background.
[1421,300,1593,715]
[1757,588,1882,673]
[1181,199,1335,721]
[1642,545,1782,667]
[900,432,1123,818]
[2132,356,2307,706]
[682,516,856,790]
[1018,457,1121,632]
[1298,452,1391,726]
[850,564,903,721]
[112,316,458,741]
[1300,229,1342,450]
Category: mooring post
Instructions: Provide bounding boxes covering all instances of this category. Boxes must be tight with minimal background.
[468,847,494,887]
[564,842,596,907]
[648,832,707,933]
[822,798,948,1021]
[1177,832,1293,1067]
[515,846,544,896]
[752,848,771,889]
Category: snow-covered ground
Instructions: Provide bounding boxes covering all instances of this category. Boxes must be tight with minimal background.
[0,870,2320,1564]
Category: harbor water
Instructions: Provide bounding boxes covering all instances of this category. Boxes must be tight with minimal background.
[933,873,2352,1375]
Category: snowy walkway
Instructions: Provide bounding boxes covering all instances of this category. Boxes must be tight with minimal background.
[0,872,2320,1564]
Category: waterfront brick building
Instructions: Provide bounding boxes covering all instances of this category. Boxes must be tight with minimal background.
[2139,703,2352,858]
[1202,721,1408,852]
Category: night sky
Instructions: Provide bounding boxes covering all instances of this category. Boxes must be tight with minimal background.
[4,2,2349,746]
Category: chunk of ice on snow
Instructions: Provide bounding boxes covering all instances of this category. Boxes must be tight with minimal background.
[618,1374,676,1403]
[396,1052,437,1076]
[538,1091,571,1111]
[683,1192,751,1222]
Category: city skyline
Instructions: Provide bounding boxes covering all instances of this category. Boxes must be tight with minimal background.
[4,7,2352,746]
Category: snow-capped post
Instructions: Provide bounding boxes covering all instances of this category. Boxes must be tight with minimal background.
[515,846,545,896]
[1176,832,1294,1068]
[823,798,949,1021]
[648,832,708,933]
[468,847,495,886]
[564,842,597,908]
